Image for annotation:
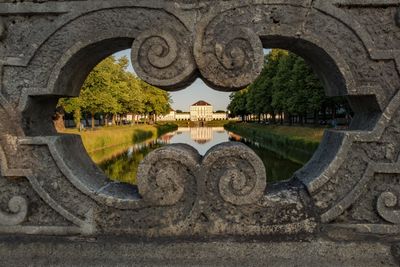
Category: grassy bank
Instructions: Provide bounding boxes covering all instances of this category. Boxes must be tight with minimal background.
[61,123,177,153]
[224,122,325,164]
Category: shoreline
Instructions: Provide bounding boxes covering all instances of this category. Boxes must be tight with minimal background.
[224,123,324,164]
[60,123,178,154]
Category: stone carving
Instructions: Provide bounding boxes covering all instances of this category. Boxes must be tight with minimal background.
[196,143,311,228]
[194,15,264,90]
[0,2,399,263]
[131,27,196,90]
[377,191,400,224]
[0,196,27,226]
[201,142,266,205]
[137,144,200,206]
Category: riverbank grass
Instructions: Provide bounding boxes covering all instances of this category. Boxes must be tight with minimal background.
[61,123,177,153]
[225,123,324,143]
[224,122,325,164]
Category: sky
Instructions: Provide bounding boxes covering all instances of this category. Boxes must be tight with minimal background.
[114,49,270,112]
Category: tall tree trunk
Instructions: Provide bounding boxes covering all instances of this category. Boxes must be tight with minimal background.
[332,104,337,119]
[84,113,89,128]
[74,109,81,130]
[91,112,95,129]
[314,110,318,125]
[105,114,108,127]
[52,110,65,132]
[287,114,292,125]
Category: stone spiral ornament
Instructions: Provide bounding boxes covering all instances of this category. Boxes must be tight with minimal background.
[137,144,201,206]
[377,191,400,224]
[131,27,196,90]
[201,142,266,205]
[194,19,264,91]
[0,196,28,226]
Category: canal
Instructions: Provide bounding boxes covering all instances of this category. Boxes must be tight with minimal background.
[89,127,308,185]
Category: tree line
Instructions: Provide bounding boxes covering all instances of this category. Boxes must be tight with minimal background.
[227,49,352,125]
[58,56,171,129]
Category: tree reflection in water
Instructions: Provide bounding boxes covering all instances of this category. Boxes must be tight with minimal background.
[95,141,165,184]
[92,127,308,185]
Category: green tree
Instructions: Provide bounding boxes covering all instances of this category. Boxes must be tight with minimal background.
[227,48,348,126]
[142,81,171,123]
[58,55,172,129]
[228,90,249,121]
[271,51,297,123]
[58,97,82,129]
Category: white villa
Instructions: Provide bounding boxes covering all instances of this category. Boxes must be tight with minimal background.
[158,100,227,122]
[176,113,191,121]
[190,100,213,121]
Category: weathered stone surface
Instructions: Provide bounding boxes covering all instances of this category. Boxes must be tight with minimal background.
[131,22,196,90]
[0,18,5,40]
[0,236,398,267]
[0,0,399,264]
[137,144,200,206]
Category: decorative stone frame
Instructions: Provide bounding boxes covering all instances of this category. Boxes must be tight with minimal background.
[0,0,399,245]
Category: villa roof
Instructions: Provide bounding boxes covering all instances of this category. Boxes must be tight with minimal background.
[192,100,211,106]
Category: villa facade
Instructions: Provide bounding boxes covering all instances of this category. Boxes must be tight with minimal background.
[158,100,227,121]
[190,100,213,121]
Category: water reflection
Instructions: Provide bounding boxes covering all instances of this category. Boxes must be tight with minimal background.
[90,127,306,185]
[96,141,165,185]
[166,127,229,155]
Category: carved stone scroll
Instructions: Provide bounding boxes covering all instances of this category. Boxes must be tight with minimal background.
[0,1,400,258]
[201,142,266,206]
[194,15,264,91]
[131,27,196,90]
[0,196,27,226]
[137,144,201,206]
[377,191,400,224]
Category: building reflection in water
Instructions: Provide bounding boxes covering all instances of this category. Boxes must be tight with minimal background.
[168,127,226,144]
[190,127,213,144]
[94,126,306,185]
[158,127,228,155]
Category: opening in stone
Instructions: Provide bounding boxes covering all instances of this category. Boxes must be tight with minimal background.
[55,50,176,185]
[55,49,233,185]
[224,48,355,182]
[53,48,359,185]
